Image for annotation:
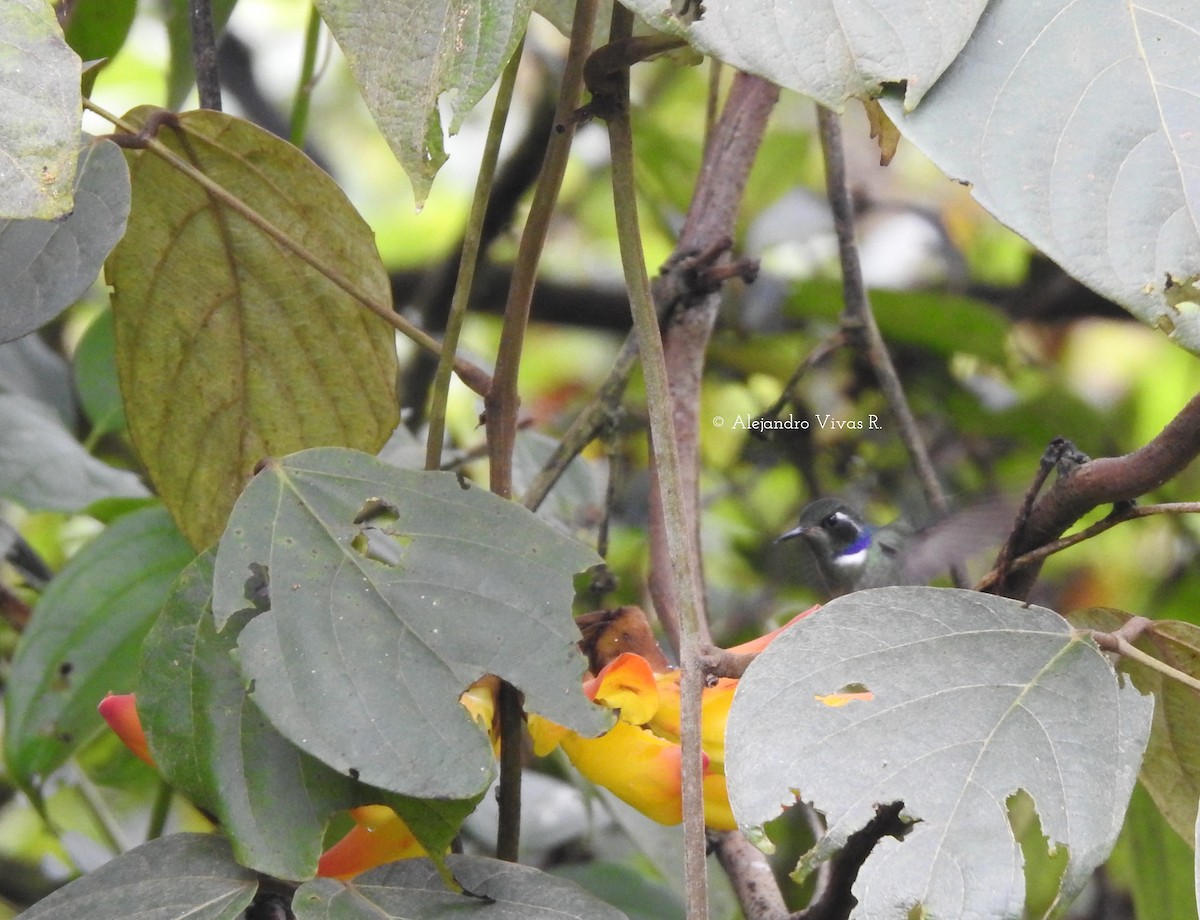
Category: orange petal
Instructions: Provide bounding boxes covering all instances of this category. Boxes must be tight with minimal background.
[584,652,660,725]
[727,605,820,655]
[97,693,154,767]
[317,805,426,879]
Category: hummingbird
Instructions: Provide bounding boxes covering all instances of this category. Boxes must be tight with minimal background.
[777,497,1011,597]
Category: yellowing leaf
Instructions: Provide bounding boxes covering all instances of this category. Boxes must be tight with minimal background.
[107,109,399,549]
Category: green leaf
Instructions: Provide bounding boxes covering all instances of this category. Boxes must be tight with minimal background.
[884,0,1200,354]
[619,0,986,110]
[212,448,610,800]
[73,308,126,437]
[1067,608,1200,844]
[62,0,137,64]
[5,505,194,789]
[0,393,147,511]
[311,0,531,205]
[18,833,257,920]
[1108,782,1199,920]
[141,551,476,880]
[727,586,1153,920]
[107,108,400,551]
[293,855,629,919]
[0,137,130,343]
[0,0,80,219]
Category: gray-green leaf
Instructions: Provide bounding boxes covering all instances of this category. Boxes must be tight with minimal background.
[312,0,531,205]
[0,137,130,343]
[727,587,1153,920]
[294,855,628,919]
[17,833,257,920]
[884,0,1200,354]
[620,0,986,110]
[212,448,609,800]
[0,0,80,219]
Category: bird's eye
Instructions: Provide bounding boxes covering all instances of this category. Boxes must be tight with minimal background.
[822,512,845,528]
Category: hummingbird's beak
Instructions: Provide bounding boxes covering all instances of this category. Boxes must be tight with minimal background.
[775,525,808,544]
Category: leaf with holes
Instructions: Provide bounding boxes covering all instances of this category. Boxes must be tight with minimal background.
[883,0,1200,354]
[727,587,1153,920]
[212,448,610,800]
[141,551,477,880]
[106,107,399,551]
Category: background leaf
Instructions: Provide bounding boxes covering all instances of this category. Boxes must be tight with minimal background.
[293,855,628,919]
[0,137,131,343]
[17,833,257,920]
[1107,782,1198,920]
[311,0,532,205]
[141,551,476,880]
[212,448,610,800]
[727,587,1153,920]
[1067,608,1200,843]
[0,0,80,219]
[0,392,148,510]
[621,0,986,110]
[884,0,1200,354]
[5,505,194,790]
[107,108,400,550]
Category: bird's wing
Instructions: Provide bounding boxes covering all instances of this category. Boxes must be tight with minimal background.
[897,497,1017,586]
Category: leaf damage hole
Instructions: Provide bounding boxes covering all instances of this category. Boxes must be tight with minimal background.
[1007,788,1068,904]
[351,497,411,566]
[814,682,873,707]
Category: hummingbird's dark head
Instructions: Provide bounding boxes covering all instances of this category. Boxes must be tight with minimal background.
[777,498,872,564]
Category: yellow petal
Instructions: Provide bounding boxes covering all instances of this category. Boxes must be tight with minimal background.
[560,722,686,825]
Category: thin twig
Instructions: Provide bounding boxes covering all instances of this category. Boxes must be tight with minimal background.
[484,2,598,499]
[426,40,523,470]
[815,106,958,581]
[86,99,492,396]
[713,831,788,920]
[189,0,222,111]
[976,501,1200,591]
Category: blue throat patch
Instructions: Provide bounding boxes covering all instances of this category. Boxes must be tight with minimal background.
[838,528,873,558]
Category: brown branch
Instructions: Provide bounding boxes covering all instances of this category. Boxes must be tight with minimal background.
[713,831,789,920]
[990,392,1200,598]
[647,72,780,655]
[189,0,222,111]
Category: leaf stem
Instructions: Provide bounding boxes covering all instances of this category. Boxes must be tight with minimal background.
[425,39,523,470]
[84,99,492,396]
[146,779,173,840]
[288,3,323,147]
[189,0,222,111]
[603,7,709,916]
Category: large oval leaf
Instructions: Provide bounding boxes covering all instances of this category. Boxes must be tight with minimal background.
[884,0,1200,354]
[141,551,477,880]
[727,587,1153,920]
[106,108,400,550]
[0,137,130,343]
[311,0,531,205]
[18,833,257,920]
[0,0,80,219]
[623,0,986,110]
[212,448,610,800]
[294,855,628,919]
[4,504,194,789]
